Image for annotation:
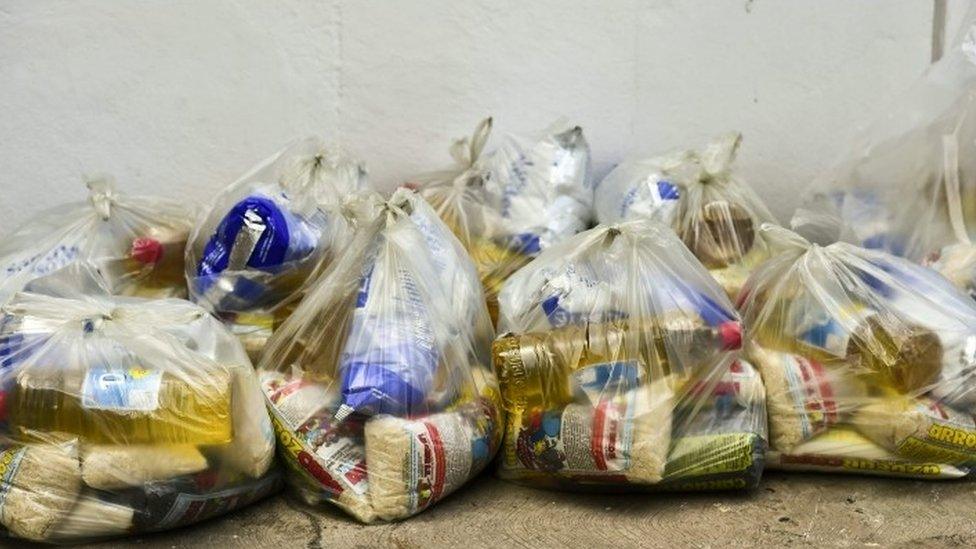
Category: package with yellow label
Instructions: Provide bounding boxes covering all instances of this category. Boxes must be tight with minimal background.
[594,133,777,300]
[494,219,766,491]
[0,292,278,544]
[741,224,976,478]
[413,117,593,326]
[258,189,502,523]
[0,176,195,305]
[186,138,369,360]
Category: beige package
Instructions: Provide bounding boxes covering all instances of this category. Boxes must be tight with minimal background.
[81,445,208,490]
[48,496,135,540]
[853,396,976,465]
[364,401,496,521]
[213,365,276,478]
[767,426,969,479]
[0,444,82,542]
[749,345,865,452]
[500,381,673,484]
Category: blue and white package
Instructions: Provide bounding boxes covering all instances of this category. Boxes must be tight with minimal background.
[483,121,594,254]
[187,138,368,356]
[194,188,326,311]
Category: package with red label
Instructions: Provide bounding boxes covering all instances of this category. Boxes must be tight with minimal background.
[0,176,195,305]
[741,224,976,477]
[0,292,277,544]
[493,219,767,491]
[257,189,502,522]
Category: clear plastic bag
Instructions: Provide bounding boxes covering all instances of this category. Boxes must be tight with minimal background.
[0,292,278,544]
[494,219,766,491]
[798,6,976,299]
[416,117,593,325]
[593,133,777,299]
[257,188,502,523]
[186,138,368,360]
[740,224,976,478]
[0,177,195,306]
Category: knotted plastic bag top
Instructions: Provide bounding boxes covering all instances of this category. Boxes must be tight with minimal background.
[0,292,277,543]
[0,176,195,306]
[594,133,776,299]
[186,138,369,358]
[257,188,501,523]
[739,225,976,477]
[416,117,593,324]
[493,219,766,490]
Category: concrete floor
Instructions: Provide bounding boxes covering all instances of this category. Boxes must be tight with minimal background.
[79,471,976,548]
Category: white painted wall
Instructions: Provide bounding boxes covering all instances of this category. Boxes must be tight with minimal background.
[0,1,945,234]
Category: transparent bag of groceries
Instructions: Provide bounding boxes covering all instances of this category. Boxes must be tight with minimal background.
[494,219,767,491]
[187,138,368,359]
[797,5,976,299]
[593,133,776,299]
[0,291,278,544]
[740,225,976,479]
[415,117,593,325]
[0,176,194,306]
[257,189,503,523]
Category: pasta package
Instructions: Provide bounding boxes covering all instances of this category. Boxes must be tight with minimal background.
[740,224,976,477]
[797,6,976,299]
[494,219,767,491]
[415,117,593,325]
[0,293,278,544]
[186,138,368,360]
[0,177,194,305]
[258,189,502,523]
[594,133,776,299]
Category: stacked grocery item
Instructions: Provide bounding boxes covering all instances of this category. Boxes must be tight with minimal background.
[415,117,593,325]
[187,138,368,360]
[798,5,976,299]
[258,188,502,522]
[0,176,194,305]
[594,133,776,299]
[0,293,278,543]
[494,219,767,491]
[740,225,976,479]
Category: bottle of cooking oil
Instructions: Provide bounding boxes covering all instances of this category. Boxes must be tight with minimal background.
[493,314,740,413]
[9,345,233,445]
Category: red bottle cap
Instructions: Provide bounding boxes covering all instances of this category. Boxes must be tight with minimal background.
[131,237,163,265]
[719,321,742,351]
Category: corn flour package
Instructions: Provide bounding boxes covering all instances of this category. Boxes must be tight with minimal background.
[494,219,767,491]
[415,117,593,325]
[0,292,278,544]
[593,133,776,299]
[740,225,976,479]
[0,177,194,306]
[187,138,368,360]
[797,6,976,299]
[258,189,502,523]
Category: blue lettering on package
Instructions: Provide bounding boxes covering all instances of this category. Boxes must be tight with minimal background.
[657,180,680,200]
[541,295,625,328]
[81,366,163,412]
[509,233,541,255]
[573,361,640,400]
[3,244,80,277]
